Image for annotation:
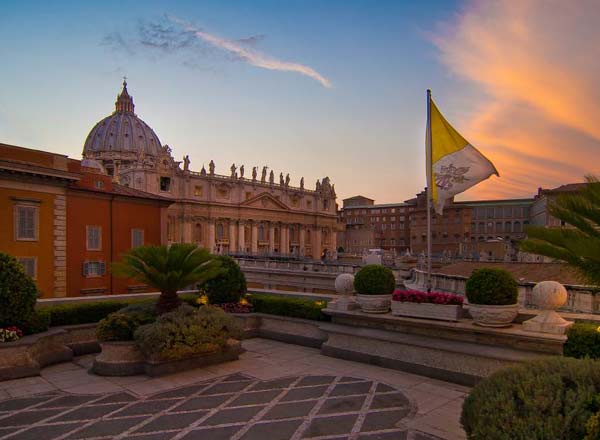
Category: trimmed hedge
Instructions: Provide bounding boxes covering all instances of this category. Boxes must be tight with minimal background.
[564,322,600,359]
[461,357,600,439]
[465,267,518,305]
[248,294,330,321]
[354,265,395,295]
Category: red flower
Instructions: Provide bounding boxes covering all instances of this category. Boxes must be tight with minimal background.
[392,290,463,306]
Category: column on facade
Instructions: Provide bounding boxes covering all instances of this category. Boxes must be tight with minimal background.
[312,227,322,259]
[183,216,193,243]
[281,224,290,255]
[331,228,338,255]
[269,222,276,253]
[299,226,306,256]
[238,221,245,253]
[229,221,236,253]
[208,220,216,253]
[251,222,258,255]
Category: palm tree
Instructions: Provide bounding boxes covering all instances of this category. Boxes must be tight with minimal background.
[520,176,600,285]
[113,243,221,314]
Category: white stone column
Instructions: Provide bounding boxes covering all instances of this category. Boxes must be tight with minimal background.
[281,224,289,255]
[251,222,258,255]
[299,226,306,256]
[229,222,236,253]
[269,223,276,253]
[238,221,245,252]
[208,220,216,253]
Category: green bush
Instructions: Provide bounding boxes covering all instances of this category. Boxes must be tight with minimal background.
[248,294,330,321]
[564,323,600,359]
[20,309,51,335]
[586,409,600,440]
[461,357,600,439]
[465,268,518,305]
[41,299,148,327]
[134,305,243,361]
[199,256,246,304]
[96,302,158,342]
[353,265,395,295]
[0,252,38,328]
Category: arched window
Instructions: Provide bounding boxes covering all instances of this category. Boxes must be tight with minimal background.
[193,223,202,243]
[274,227,280,243]
[289,226,297,242]
[514,221,522,233]
[258,224,265,241]
[217,223,224,240]
[505,221,512,233]
[323,229,330,244]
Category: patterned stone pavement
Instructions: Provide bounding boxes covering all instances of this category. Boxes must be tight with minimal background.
[0,339,468,439]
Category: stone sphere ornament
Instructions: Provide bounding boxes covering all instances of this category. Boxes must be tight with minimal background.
[522,281,573,335]
[531,281,567,310]
[335,273,355,295]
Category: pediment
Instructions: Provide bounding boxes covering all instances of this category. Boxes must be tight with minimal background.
[242,192,290,211]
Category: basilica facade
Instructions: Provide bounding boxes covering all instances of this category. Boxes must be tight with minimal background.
[83,81,339,259]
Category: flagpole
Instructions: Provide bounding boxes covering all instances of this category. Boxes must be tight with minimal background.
[426,89,432,292]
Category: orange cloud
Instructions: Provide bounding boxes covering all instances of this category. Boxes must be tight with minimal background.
[433,0,600,199]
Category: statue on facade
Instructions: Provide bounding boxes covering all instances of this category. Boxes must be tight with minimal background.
[183,155,190,171]
[279,172,284,185]
[316,179,321,192]
[239,165,245,179]
[269,170,275,184]
[261,166,268,183]
[230,163,237,178]
[300,177,304,189]
[285,173,290,187]
[209,160,215,175]
[200,165,207,176]
[252,167,258,181]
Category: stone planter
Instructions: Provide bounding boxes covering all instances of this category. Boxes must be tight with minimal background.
[91,341,145,376]
[391,301,462,322]
[468,303,519,327]
[355,294,391,314]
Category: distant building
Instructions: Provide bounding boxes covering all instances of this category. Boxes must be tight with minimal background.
[530,183,586,227]
[338,195,413,255]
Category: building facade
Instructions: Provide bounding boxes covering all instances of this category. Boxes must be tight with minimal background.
[83,81,339,259]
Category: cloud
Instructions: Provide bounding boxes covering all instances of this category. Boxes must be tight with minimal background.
[169,17,332,88]
[432,0,600,199]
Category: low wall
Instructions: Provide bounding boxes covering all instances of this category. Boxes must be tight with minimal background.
[408,269,599,314]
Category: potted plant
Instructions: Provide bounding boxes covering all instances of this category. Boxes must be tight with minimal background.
[391,290,464,321]
[465,268,519,327]
[353,264,395,313]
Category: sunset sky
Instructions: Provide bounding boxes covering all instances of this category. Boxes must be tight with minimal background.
[1,0,598,203]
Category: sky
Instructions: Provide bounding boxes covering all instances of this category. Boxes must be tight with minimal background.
[1,0,598,203]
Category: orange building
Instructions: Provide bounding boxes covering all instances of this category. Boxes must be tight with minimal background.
[0,143,80,297]
[66,159,171,296]
[0,143,172,298]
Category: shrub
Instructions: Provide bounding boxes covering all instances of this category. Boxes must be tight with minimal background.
[134,305,243,361]
[353,265,395,295]
[586,410,600,440]
[0,252,38,328]
[40,298,153,327]
[392,290,464,306]
[564,323,600,359]
[200,256,247,304]
[465,268,518,305]
[20,309,51,335]
[0,327,23,343]
[248,294,330,321]
[461,357,600,439]
[96,313,140,342]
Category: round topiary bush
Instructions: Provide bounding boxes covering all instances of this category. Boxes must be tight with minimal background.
[201,256,247,304]
[0,252,38,328]
[354,265,395,295]
[465,268,518,305]
[96,303,157,342]
[564,323,600,359]
[461,357,600,439]
[134,305,243,361]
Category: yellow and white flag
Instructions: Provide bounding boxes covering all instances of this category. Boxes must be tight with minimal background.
[428,96,498,214]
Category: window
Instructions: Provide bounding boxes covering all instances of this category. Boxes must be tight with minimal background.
[323,199,330,210]
[86,226,102,250]
[194,186,203,196]
[307,200,312,209]
[245,192,252,200]
[131,229,144,247]
[95,180,104,189]
[160,177,171,192]
[14,205,38,241]
[193,223,202,242]
[217,223,225,240]
[83,261,106,278]
[18,257,36,279]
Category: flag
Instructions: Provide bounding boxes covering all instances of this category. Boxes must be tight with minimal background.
[428,96,498,214]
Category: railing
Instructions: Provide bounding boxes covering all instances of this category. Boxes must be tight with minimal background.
[407,269,600,314]
[235,257,361,274]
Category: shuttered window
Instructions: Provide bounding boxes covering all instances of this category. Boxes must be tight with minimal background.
[86,226,102,250]
[131,229,144,248]
[15,206,37,240]
[18,257,36,279]
[82,261,106,277]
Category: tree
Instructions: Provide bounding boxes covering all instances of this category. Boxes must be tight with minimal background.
[520,176,600,285]
[113,244,221,314]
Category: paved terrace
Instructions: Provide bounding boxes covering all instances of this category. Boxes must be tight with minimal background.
[0,339,467,440]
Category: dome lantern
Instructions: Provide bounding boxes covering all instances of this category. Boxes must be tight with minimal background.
[115,78,135,114]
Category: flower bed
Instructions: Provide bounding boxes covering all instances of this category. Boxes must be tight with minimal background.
[391,290,464,321]
[0,327,23,343]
